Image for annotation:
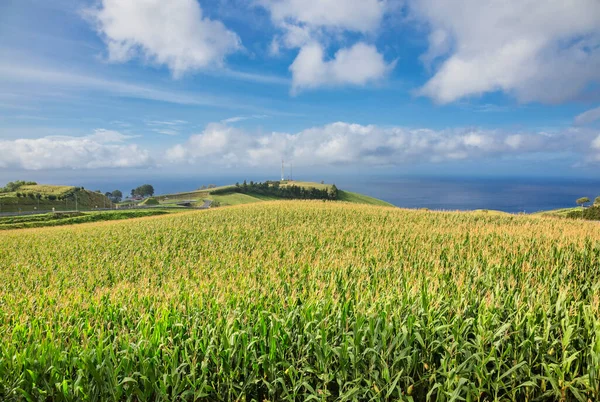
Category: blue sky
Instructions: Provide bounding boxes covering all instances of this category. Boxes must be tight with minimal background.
[1,0,600,186]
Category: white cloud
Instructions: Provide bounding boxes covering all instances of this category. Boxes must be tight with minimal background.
[0,63,289,114]
[412,0,600,103]
[166,122,600,168]
[0,129,151,170]
[146,120,188,126]
[87,0,242,78]
[259,0,388,35]
[0,63,229,107]
[153,129,179,136]
[290,42,393,92]
[256,0,393,91]
[221,115,268,124]
[575,106,600,126]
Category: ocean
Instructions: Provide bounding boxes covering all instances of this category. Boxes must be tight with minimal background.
[333,176,600,213]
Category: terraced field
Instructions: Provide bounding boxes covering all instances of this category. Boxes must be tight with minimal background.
[1,201,599,401]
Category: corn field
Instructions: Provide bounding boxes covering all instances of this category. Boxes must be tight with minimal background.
[1,201,599,401]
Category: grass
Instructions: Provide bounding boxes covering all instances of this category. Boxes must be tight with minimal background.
[18,184,74,195]
[281,181,331,190]
[139,197,160,206]
[207,192,267,206]
[1,201,599,400]
[0,210,170,230]
[0,185,113,213]
[535,207,580,218]
[337,189,395,207]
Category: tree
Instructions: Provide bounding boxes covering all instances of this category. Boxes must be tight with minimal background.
[328,184,339,200]
[595,196,600,206]
[134,184,154,197]
[577,197,590,218]
[111,190,123,202]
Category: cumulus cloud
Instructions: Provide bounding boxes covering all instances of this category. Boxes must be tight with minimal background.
[166,122,600,168]
[411,0,600,104]
[87,0,241,77]
[259,0,388,35]
[290,42,393,92]
[257,0,393,90]
[0,129,151,170]
[575,106,600,126]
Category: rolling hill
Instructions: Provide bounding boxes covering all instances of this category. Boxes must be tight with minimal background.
[157,181,394,207]
[0,184,113,213]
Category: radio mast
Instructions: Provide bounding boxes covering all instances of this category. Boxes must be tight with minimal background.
[281,159,284,181]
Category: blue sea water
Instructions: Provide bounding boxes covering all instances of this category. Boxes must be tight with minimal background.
[76,175,600,213]
[332,176,600,213]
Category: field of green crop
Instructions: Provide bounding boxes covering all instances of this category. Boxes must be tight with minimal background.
[1,201,599,401]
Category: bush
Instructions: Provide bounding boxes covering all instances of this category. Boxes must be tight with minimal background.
[566,206,600,221]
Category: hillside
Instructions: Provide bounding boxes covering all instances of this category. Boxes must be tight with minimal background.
[0,184,113,213]
[1,201,599,400]
[158,180,393,207]
[337,189,395,207]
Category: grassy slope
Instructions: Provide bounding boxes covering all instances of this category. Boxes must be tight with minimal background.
[337,189,395,207]
[0,185,113,212]
[19,184,73,195]
[1,202,600,400]
[207,193,266,206]
[139,197,160,206]
[534,207,580,218]
[280,181,331,190]
[157,181,394,208]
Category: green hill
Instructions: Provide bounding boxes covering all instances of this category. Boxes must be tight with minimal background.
[337,189,395,207]
[0,183,113,213]
[158,181,394,207]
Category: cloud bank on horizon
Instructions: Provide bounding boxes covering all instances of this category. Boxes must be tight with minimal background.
[2,122,600,171]
[1,0,600,176]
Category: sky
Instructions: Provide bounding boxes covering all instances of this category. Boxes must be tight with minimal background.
[1,0,600,187]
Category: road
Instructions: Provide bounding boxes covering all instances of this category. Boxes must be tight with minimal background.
[197,200,212,209]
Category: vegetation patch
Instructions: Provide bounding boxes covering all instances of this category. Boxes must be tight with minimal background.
[567,205,600,220]
[0,210,168,230]
[212,180,339,200]
[139,197,160,206]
